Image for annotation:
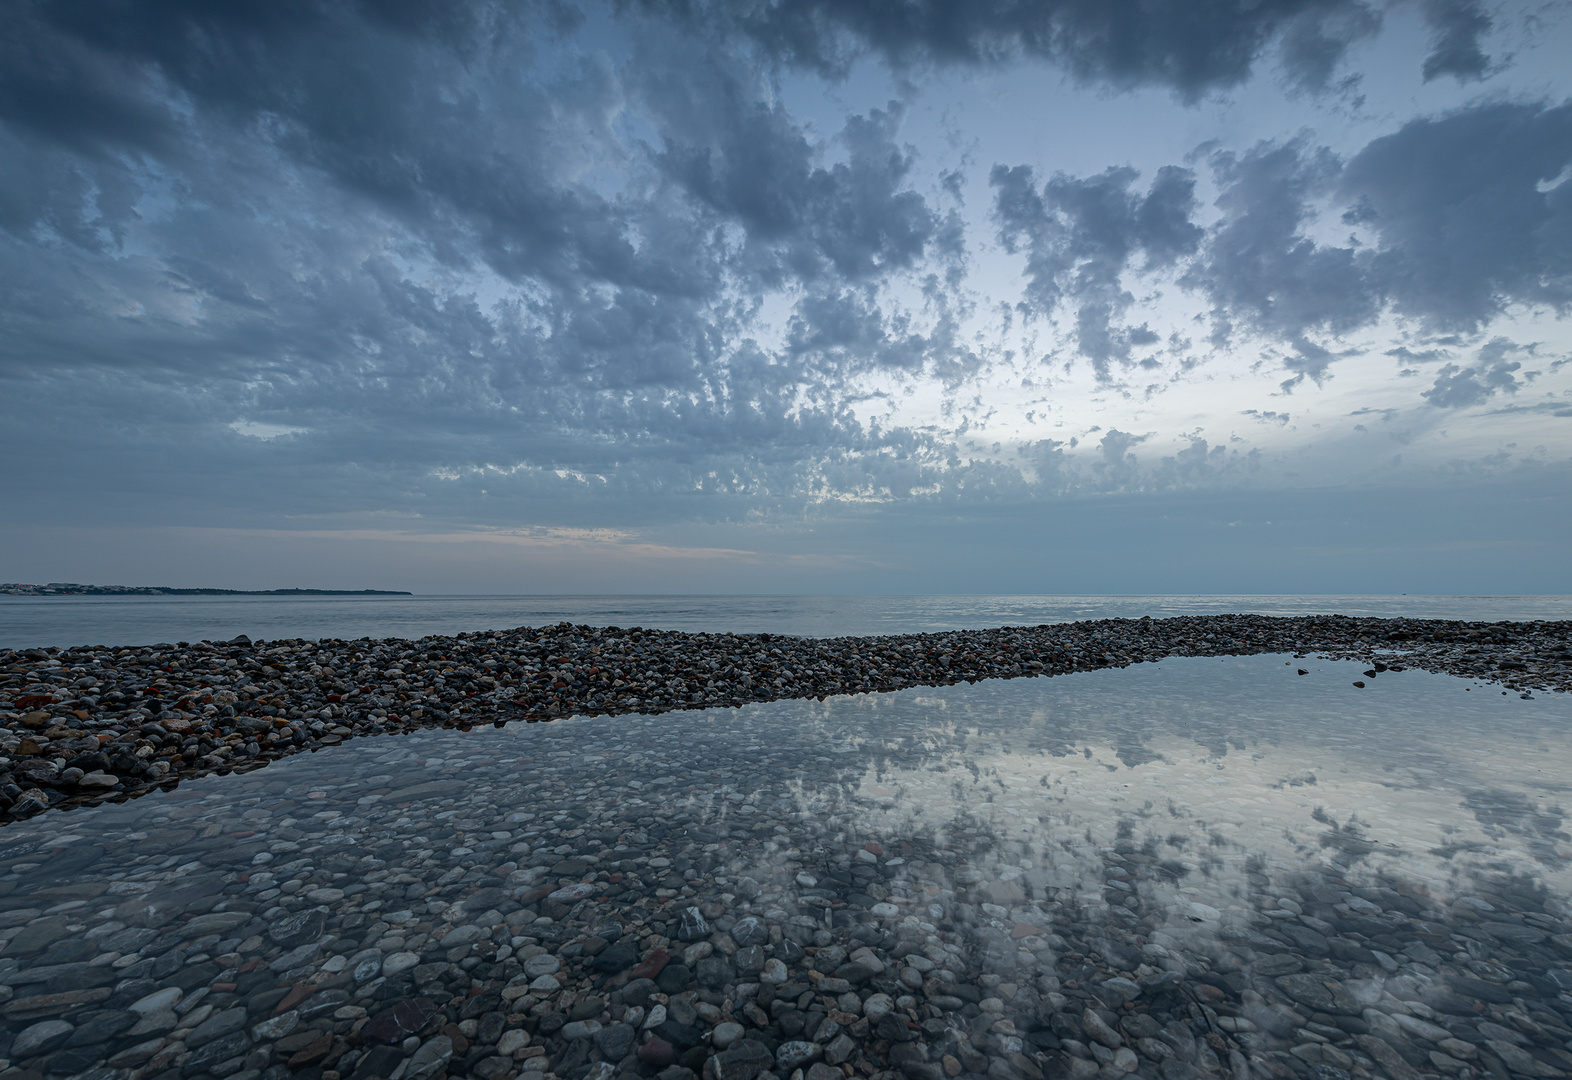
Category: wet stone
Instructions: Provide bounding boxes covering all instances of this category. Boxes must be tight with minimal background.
[361,997,438,1045]
[267,908,326,948]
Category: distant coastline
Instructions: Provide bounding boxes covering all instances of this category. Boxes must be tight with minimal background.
[0,583,411,596]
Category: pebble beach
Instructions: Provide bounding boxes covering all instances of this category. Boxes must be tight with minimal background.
[0,615,1568,819]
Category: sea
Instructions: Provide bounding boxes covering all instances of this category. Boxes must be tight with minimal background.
[1,592,1568,649]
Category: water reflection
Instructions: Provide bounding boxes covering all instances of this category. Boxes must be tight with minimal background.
[0,656,1568,1080]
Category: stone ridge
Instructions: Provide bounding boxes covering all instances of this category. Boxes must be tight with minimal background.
[0,614,1567,821]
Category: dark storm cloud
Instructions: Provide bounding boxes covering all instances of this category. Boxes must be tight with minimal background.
[631,0,1385,98]
[991,162,1201,377]
[1418,0,1493,82]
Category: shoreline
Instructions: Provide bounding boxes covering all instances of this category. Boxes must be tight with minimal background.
[2,614,1568,822]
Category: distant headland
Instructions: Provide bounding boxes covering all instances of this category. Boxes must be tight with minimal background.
[0,583,412,596]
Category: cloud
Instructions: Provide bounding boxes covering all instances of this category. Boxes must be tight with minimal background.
[1280,336,1342,391]
[1190,138,1375,341]
[0,0,978,533]
[991,162,1201,378]
[646,77,939,286]
[986,98,1572,392]
[632,0,1383,99]
[1420,337,1526,407]
[0,0,1567,590]
[1092,427,1149,488]
[1340,101,1572,331]
[1419,0,1493,82]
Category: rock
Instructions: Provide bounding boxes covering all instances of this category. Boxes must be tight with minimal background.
[1081,1010,1122,1049]
[595,1022,636,1060]
[182,1029,252,1074]
[677,906,709,941]
[877,1014,915,1042]
[777,1041,822,1070]
[523,953,560,978]
[180,911,251,939]
[361,997,439,1046]
[268,908,327,948]
[696,955,733,989]
[129,986,183,1014]
[590,939,639,973]
[731,917,768,947]
[825,1034,856,1065]
[351,1044,408,1080]
[407,1034,454,1080]
[64,1010,137,1048]
[547,882,598,902]
[640,1036,678,1068]
[440,923,485,946]
[631,948,671,980]
[251,1009,301,1041]
[187,1005,249,1047]
[708,1039,776,1080]
[657,962,694,993]
[1275,974,1360,1015]
[1357,1035,1424,1080]
[107,1037,167,1068]
[382,951,421,976]
[13,1018,74,1057]
[863,993,894,1020]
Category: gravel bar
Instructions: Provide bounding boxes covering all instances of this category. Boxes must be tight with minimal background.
[1,615,1569,821]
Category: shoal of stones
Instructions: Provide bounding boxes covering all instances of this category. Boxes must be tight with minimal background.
[2,616,1570,821]
[0,703,1569,1080]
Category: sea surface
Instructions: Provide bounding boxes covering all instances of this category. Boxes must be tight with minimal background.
[2,593,1569,649]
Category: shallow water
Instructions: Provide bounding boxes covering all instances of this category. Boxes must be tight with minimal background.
[1,656,1570,1080]
[3,593,1570,650]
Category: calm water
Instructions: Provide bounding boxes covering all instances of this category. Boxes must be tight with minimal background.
[1,656,1569,1079]
[2,593,1569,649]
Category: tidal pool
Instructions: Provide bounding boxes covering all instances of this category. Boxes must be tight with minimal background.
[0,656,1568,1080]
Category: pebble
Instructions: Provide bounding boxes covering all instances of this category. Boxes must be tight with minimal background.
[3,614,1568,819]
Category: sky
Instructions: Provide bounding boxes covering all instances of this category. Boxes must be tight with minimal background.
[2,0,1571,595]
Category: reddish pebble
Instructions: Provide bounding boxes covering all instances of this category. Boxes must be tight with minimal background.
[863,842,883,855]
[630,948,670,980]
[275,982,317,1015]
[638,1036,676,1068]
